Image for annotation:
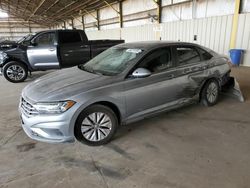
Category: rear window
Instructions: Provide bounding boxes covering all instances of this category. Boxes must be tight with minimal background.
[176,47,201,65]
[198,48,213,60]
[59,31,82,44]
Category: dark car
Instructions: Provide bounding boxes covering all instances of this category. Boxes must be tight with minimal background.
[20,41,233,146]
[0,29,124,83]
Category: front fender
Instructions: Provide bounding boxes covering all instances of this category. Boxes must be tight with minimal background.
[1,57,32,71]
[68,96,125,137]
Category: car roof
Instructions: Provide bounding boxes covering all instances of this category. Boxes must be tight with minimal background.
[115,41,205,50]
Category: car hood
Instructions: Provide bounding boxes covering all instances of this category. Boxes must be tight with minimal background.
[0,42,18,51]
[22,67,116,102]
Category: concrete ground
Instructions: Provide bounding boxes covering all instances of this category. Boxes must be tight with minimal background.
[0,67,250,188]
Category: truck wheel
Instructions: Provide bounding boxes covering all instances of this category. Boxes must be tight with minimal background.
[74,105,118,146]
[200,79,219,106]
[3,61,28,83]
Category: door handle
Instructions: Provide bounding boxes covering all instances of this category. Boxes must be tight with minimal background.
[202,65,209,69]
[49,48,55,51]
[192,67,202,71]
[184,68,192,74]
[80,45,89,48]
[167,74,174,79]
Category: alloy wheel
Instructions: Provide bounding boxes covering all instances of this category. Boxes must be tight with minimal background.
[206,82,218,103]
[6,65,25,81]
[81,112,112,142]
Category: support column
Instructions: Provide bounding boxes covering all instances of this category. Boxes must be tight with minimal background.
[154,0,162,40]
[119,1,123,28]
[156,0,162,23]
[96,9,100,30]
[230,0,241,49]
[28,21,32,33]
[71,18,74,29]
[82,15,85,30]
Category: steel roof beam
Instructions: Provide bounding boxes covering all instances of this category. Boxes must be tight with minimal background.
[27,0,47,20]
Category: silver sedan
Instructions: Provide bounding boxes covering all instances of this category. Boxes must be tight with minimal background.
[19,41,231,146]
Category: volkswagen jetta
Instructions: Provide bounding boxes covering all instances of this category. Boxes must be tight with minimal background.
[19,41,232,146]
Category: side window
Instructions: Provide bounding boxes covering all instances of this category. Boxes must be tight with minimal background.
[35,32,55,46]
[176,47,201,65]
[138,48,172,73]
[197,48,213,60]
[59,31,82,44]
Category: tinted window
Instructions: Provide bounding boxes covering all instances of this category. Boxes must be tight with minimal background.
[59,31,82,44]
[35,32,55,46]
[198,48,213,60]
[176,47,201,65]
[138,48,172,73]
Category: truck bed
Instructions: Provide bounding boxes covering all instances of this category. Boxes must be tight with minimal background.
[89,39,125,57]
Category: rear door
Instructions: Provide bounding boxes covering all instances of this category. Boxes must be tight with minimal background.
[27,31,59,70]
[173,45,209,99]
[58,30,91,68]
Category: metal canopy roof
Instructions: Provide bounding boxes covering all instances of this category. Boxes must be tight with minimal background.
[0,0,120,26]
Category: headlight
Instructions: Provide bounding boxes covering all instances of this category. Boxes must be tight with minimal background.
[33,100,75,114]
[0,51,7,63]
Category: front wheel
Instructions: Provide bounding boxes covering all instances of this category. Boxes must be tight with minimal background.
[200,79,220,106]
[74,105,118,146]
[3,61,28,83]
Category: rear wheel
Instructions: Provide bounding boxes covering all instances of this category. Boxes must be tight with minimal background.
[201,79,220,106]
[74,105,118,146]
[3,61,28,83]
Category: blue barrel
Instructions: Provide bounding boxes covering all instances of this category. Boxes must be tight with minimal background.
[229,49,244,66]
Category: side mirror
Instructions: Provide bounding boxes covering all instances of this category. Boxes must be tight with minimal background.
[132,68,151,78]
[30,40,37,46]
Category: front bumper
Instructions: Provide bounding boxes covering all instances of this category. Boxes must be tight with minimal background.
[19,98,76,143]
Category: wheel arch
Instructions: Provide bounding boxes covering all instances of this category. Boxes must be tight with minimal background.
[3,58,29,71]
[73,101,121,146]
[86,101,121,125]
[72,100,122,131]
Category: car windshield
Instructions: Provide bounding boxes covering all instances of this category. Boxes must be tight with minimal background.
[80,47,143,76]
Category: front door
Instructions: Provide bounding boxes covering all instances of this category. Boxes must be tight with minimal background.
[27,32,59,70]
[124,47,184,121]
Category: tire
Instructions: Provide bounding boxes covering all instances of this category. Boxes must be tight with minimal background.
[74,105,118,146]
[200,79,220,106]
[3,61,28,83]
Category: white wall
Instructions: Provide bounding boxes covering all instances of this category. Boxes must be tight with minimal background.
[242,0,250,12]
[86,13,250,67]
[0,17,49,41]
[54,0,250,66]
[235,14,250,66]
[64,0,250,30]
[162,0,235,21]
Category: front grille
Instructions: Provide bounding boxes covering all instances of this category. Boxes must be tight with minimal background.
[21,98,38,117]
